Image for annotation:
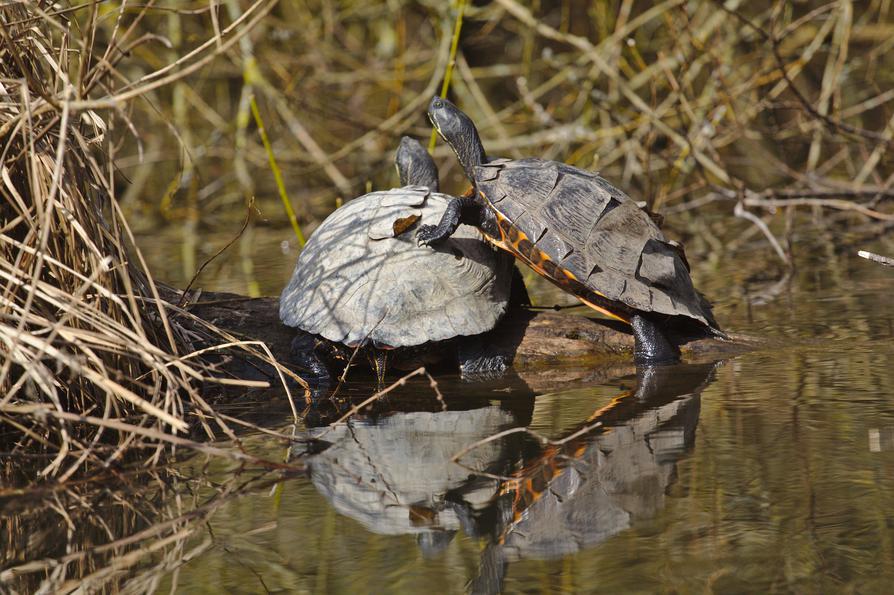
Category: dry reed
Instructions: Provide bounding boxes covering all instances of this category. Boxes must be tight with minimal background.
[0,1,297,482]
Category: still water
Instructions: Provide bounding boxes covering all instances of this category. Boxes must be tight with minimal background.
[134,226,894,594]
[3,224,891,593]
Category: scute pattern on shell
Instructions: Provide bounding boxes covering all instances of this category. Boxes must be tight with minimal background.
[475,159,718,328]
[279,187,512,347]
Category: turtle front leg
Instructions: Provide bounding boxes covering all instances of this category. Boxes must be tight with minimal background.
[630,314,681,364]
[457,335,510,380]
[417,195,480,245]
[289,332,332,383]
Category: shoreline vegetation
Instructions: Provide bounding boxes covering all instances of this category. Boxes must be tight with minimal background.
[1,1,303,485]
[1,1,893,589]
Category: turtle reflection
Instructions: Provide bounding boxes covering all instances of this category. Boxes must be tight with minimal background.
[468,362,717,594]
[291,386,537,554]
[292,363,717,588]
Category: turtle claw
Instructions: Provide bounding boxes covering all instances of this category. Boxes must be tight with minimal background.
[417,196,467,245]
[416,224,440,246]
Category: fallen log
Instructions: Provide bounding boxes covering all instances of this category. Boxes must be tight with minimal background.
[166,287,757,384]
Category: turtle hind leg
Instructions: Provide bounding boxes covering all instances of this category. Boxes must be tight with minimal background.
[457,338,509,380]
[289,332,331,384]
[630,314,681,365]
[368,350,388,387]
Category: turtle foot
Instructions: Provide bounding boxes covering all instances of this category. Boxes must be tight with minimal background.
[416,195,466,245]
[416,223,443,246]
[368,350,389,387]
[458,340,509,380]
[631,314,681,365]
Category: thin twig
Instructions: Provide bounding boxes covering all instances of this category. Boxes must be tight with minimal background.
[857,250,894,267]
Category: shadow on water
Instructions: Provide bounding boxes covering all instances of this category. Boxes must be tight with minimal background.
[290,362,717,594]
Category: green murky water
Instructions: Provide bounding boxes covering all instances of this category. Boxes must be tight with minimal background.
[128,225,894,594]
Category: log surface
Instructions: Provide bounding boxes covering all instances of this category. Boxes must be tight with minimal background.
[174,288,756,377]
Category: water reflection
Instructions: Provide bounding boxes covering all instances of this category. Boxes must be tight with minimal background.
[9,345,894,594]
[292,363,717,592]
[293,406,526,547]
[292,375,537,554]
[468,363,715,593]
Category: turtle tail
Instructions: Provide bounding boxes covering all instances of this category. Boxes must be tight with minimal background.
[696,292,729,340]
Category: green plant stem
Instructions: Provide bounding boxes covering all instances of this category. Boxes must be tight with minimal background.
[428,0,466,153]
[250,94,306,247]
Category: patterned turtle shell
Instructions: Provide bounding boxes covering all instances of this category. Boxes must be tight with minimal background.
[474,158,720,330]
[279,186,513,348]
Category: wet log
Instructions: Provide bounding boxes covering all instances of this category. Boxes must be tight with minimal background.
[167,287,756,380]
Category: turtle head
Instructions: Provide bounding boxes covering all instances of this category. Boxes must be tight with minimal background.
[395,137,439,191]
[428,96,486,182]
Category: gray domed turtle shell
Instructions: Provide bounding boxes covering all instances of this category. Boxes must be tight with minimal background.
[280,186,512,348]
[475,158,719,329]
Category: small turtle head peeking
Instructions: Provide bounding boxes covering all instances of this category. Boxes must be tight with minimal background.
[395,136,439,191]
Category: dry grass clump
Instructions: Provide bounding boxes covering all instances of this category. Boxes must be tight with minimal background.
[0,2,292,481]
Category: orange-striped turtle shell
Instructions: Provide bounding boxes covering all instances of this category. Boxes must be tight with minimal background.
[475,158,720,330]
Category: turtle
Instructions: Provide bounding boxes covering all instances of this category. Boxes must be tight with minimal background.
[417,97,725,364]
[279,137,524,384]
